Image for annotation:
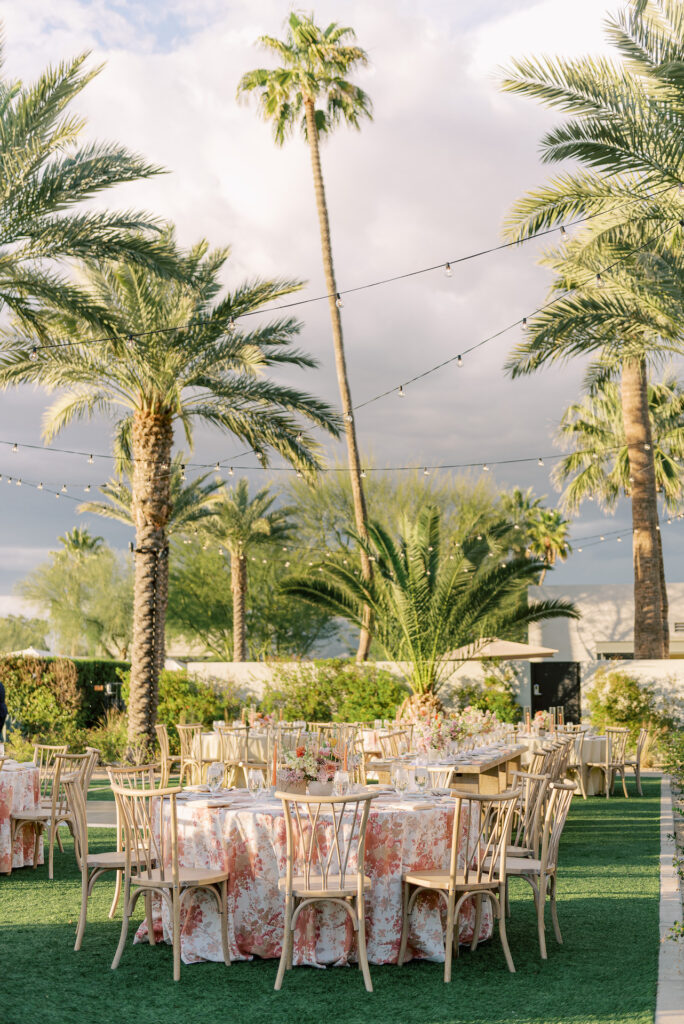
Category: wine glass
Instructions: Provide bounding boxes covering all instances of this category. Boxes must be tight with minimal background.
[247,770,262,799]
[333,770,350,796]
[414,767,429,796]
[207,762,224,794]
[394,767,409,801]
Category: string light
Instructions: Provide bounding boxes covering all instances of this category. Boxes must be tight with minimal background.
[29,346,38,361]
[522,317,527,328]
[482,463,489,472]
[214,462,220,472]
[335,293,344,309]
[88,454,94,465]
[595,273,604,286]
[423,467,430,476]
[16,478,21,486]
[126,334,135,350]
[85,484,91,492]
[537,457,544,466]
[445,263,452,277]
[228,467,234,476]
[11,444,17,453]
[61,484,67,493]
[360,469,366,478]
[37,482,42,490]
[398,385,405,397]
[457,355,463,367]
[560,226,567,238]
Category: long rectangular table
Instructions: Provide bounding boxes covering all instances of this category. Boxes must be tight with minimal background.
[367,744,526,794]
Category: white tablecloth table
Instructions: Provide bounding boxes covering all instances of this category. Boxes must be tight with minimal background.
[201,730,301,763]
[0,762,43,873]
[135,792,494,966]
[516,733,607,795]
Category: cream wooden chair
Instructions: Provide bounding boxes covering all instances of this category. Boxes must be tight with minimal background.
[497,780,576,959]
[398,787,520,982]
[567,731,587,798]
[624,728,649,796]
[378,731,409,758]
[586,727,629,798]
[63,771,127,951]
[508,770,549,860]
[427,765,455,789]
[154,724,182,788]
[34,743,68,805]
[275,790,378,992]
[216,725,249,787]
[109,779,230,981]
[175,723,205,785]
[105,763,161,919]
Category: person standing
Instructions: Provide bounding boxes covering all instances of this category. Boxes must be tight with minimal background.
[0,678,7,743]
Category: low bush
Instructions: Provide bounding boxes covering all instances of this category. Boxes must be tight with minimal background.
[1,655,84,742]
[260,660,409,722]
[451,664,522,723]
[585,668,677,746]
[84,708,129,763]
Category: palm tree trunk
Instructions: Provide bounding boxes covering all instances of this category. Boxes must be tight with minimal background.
[656,524,670,653]
[232,551,247,662]
[154,547,169,676]
[127,411,173,750]
[303,97,372,661]
[621,359,668,659]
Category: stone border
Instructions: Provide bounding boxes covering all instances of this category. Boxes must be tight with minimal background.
[656,776,684,1024]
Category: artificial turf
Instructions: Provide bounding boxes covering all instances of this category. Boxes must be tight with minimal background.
[0,778,662,1024]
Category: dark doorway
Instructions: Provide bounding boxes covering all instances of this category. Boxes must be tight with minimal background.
[530,662,581,723]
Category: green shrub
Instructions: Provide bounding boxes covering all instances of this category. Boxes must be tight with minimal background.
[1,655,84,741]
[260,660,409,722]
[661,728,684,788]
[585,668,673,745]
[451,664,522,723]
[84,708,129,763]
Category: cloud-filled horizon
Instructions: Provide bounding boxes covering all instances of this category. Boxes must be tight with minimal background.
[0,0,681,602]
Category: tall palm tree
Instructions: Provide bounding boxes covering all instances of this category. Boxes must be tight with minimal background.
[202,479,294,662]
[553,374,684,513]
[505,226,684,657]
[0,42,176,336]
[58,526,105,553]
[281,506,578,710]
[238,12,375,660]
[0,237,341,747]
[79,453,223,672]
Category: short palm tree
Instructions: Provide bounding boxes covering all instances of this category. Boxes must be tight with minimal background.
[238,12,375,659]
[58,526,104,554]
[553,373,684,513]
[79,453,224,672]
[281,506,578,708]
[202,479,294,662]
[0,237,341,747]
[0,43,175,335]
[500,488,571,581]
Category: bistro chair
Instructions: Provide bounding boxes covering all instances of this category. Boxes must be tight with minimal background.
[397,787,520,982]
[109,779,230,981]
[586,727,629,798]
[508,770,549,860]
[105,763,161,919]
[175,723,206,785]
[567,731,587,799]
[496,781,576,959]
[274,790,378,992]
[624,728,649,796]
[155,724,182,788]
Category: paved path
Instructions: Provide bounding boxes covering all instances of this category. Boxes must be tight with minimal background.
[87,800,116,828]
[656,776,684,1024]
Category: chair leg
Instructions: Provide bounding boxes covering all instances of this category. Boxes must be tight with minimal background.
[621,768,628,799]
[109,870,122,919]
[33,822,42,871]
[172,891,181,982]
[397,882,411,966]
[471,894,483,952]
[444,892,456,983]
[111,877,131,970]
[636,766,643,797]
[145,893,156,946]
[496,892,515,973]
[549,874,563,945]
[219,880,231,967]
[74,868,89,951]
[56,826,64,854]
[537,876,548,959]
[275,896,293,991]
[48,819,55,879]
[356,895,373,993]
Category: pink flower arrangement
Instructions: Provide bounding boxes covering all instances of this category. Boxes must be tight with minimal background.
[533,710,551,730]
[282,744,346,783]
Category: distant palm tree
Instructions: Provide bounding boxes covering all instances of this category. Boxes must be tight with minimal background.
[0,42,174,336]
[58,527,104,554]
[553,374,684,513]
[1,236,341,747]
[238,12,375,660]
[79,454,223,671]
[202,480,294,662]
[281,506,578,709]
[501,488,571,583]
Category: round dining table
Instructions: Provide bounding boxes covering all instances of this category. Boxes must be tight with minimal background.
[516,732,607,795]
[0,761,43,873]
[135,790,494,966]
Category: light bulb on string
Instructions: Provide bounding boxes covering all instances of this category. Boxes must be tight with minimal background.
[617,536,622,542]
[214,462,220,472]
[596,273,604,287]
[296,433,303,443]
[398,385,405,397]
[55,492,60,499]
[88,454,94,465]
[360,469,366,478]
[16,478,21,486]
[560,226,567,238]
[37,482,43,490]
[522,317,527,328]
[578,547,583,553]
[600,535,605,542]
[12,444,17,453]
[644,443,651,451]
[61,484,67,493]
[537,457,544,466]
[482,463,489,472]
[335,293,344,308]
[228,467,234,476]
[6,477,11,485]
[423,467,430,476]
[126,334,135,350]
[445,262,452,277]
[344,412,353,423]
[85,484,91,493]
[29,346,38,362]
[457,355,463,367]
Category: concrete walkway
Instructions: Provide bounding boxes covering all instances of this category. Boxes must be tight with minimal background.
[656,776,684,1024]
[87,800,116,828]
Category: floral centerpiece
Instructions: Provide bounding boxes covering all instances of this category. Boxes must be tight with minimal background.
[249,710,274,728]
[533,710,551,731]
[459,705,498,738]
[412,707,500,755]
[280,744,344,793]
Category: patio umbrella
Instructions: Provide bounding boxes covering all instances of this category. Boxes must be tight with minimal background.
[443,638,558,661]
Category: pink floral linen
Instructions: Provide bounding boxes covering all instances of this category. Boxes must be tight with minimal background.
[0,763,43,873]
[135,794,494,966]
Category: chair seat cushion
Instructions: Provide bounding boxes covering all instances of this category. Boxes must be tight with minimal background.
[278,873,371,897]
[402,869,498,891]
[133,866,229,887]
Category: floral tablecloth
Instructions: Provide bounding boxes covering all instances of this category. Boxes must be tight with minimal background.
[0,762,43,873]
[136,792,494,965]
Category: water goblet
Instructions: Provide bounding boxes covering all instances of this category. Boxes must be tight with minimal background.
[247,770,262,799]
[414,768,429,796]
[332,770,350,797]
[394,767,409,801]
[207,762,224,794]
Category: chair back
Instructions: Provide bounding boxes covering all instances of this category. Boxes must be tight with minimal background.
[217,725,248,764]
[509,770,549,857]
[606,727,629,766]
[447,788,520,887]
[176,723,203,764]
[83,747,100,795]
[555,737,575,778]
[539,780,576,873]
[63,771,89,871]
[106,763,160,790]
[378,731,409,758]
[52,752,90,822]
[33,743,68,800]
[570,730,585,765]
[276,790,377,895]
[528,749,548,775]
[635,727,649,763]
[155,723,171,761]
[110,779,182,887]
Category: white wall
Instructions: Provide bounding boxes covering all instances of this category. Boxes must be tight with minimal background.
[579,659,684,721]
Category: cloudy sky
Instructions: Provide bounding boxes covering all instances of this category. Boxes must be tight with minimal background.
[1,0,682,608]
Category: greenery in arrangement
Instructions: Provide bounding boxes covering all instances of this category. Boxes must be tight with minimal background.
[1,229,341,748]
[260,659,409,722]
[17,530,133,658]
[239,12,375,659]
[0,780,662,1024]
[281,505,579,710]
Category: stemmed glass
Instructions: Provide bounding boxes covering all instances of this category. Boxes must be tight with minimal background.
[206,762,224,794]
[247,770,263,800]
[394,767,409,801]
[332,770,350,796]
[414,767,429,796]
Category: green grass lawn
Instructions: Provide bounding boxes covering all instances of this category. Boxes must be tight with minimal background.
[0,778,662,1024]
